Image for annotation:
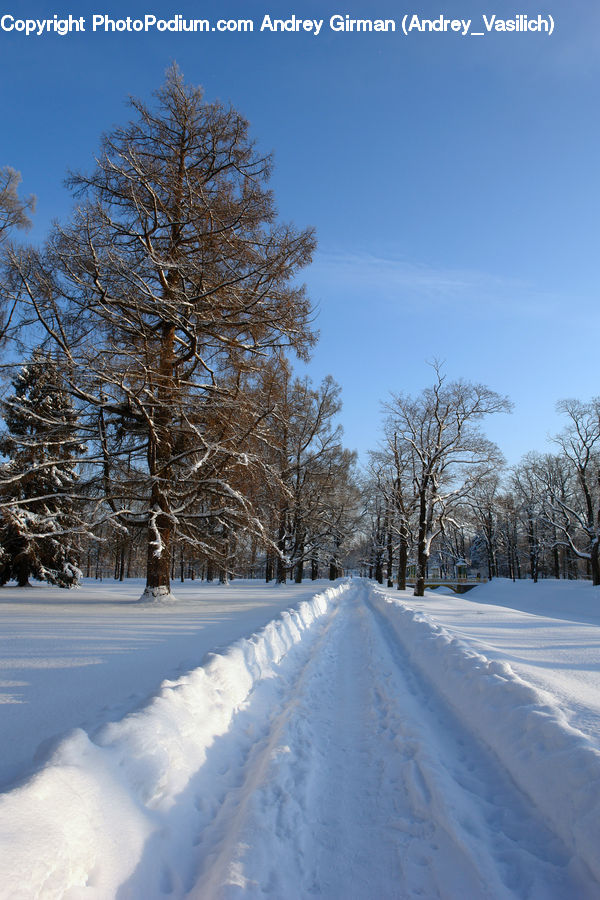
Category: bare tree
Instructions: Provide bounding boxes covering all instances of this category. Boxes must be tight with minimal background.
[370,422,418,590]
[495,491,522,580]
[385,364,511,596]
[512,461,545,583]
[261,371,355,583]
[466,475,501,580]
[362,485,387,584]
[543,400,600,584]
[523,452,577,579]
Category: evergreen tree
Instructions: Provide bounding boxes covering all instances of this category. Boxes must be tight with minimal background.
[0,349,82,587]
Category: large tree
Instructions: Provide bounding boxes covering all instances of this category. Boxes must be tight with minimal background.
[14,67,316,599]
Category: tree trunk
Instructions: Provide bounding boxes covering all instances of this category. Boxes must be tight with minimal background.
[143,322,175,599]
[414,496,428,597]
[527,513,538,583]
[276,556,287,583]
[397,538,407,590]
[126,538,133,578]
[552,545,560,580]
[591,540,600,586]
[276,511,287,584]
[118,542,125,582]
[295,533,304,583]
[14,548,30,587]
[486,515,496,580]
[145,548,169,587]
[145,519,172,594]
[414,536,428,597]
[414,557,426,597]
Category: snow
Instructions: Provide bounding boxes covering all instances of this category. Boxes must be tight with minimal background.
[0,578,340,789]
[389,578,600,744]
[0,576,599,897]
[369,581,600,888]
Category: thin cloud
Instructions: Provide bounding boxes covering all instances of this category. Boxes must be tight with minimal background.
[308,248,562,320]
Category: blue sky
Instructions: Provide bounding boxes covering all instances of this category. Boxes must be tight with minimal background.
[1,1,599,466]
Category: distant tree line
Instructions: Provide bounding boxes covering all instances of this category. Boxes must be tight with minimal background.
[361,368,600,593]
[0,68,360,596]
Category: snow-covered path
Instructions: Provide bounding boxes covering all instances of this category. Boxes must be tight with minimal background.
[1,579,599,898]
[186,583,595,899]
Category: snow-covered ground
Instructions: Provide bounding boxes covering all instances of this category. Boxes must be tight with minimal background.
[383,577,600,744]
[0,576,599,897]
[0,578,336,790]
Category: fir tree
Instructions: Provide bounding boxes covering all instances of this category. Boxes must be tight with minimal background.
[0,349,82,587]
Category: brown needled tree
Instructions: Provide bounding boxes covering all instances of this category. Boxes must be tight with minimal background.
[16,66,316,599]
[0,166,36,344]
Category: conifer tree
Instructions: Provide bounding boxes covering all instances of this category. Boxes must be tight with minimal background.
[15,66,316,599]
[0,349,82,587]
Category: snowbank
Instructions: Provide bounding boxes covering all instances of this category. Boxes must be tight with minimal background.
[0,577,342,790]
[370,586,600,884]
[0,582,348,898]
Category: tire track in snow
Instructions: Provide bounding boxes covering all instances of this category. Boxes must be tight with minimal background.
[186,592,347,897]
[364,592,596,899]
[111,585,347,899]
[188,583,597,899]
